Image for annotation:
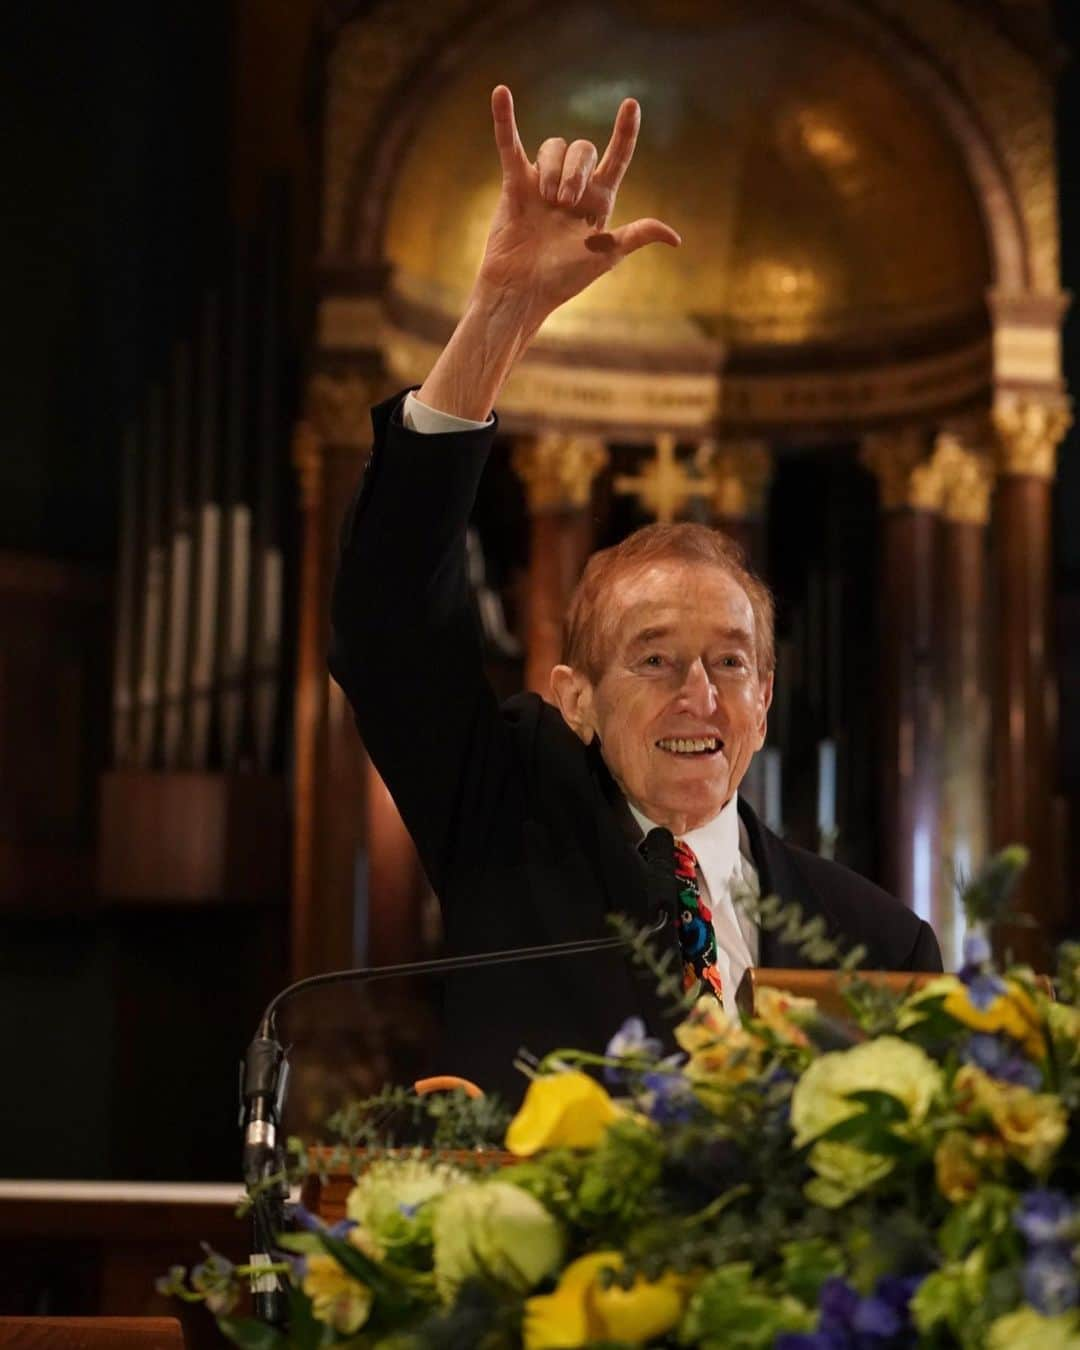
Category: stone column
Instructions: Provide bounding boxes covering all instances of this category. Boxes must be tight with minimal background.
[860,428,943,923]
[991,396,1072,963]
[291,420,325,980]
[933,428,993,968]
[699,437,772,567]
[512,432,608,696]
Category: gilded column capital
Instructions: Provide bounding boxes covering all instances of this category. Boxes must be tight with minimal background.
[992,397,1072,481]
[292,420,324,511]
[697,438,772,520]
[512,432,609,512]
[305,373,379,448]
[932,432,994,527]
[860,428,942,512]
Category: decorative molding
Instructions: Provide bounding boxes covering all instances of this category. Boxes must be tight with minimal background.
[614,435,713,523]
[381,320,991,439]
[860,427,942,512]
[932,431,994,525]
[992,397,1073,480]
[511,433,609,512]
[304,373,379,447]
[697,439,773,520]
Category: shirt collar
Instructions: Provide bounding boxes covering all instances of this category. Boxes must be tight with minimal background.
[626,794,743,888]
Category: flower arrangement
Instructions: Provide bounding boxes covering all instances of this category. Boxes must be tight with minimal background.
[161,847,1080,1348]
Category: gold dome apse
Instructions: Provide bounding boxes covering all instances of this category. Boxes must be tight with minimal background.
[382,0,991,354]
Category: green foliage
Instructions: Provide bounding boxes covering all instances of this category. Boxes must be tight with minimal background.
[960,845,1030,930]
[778,1236,845,1305]
[677,1262,815,1348]
[1057,942,1080,1006]
[571,1118,664,1237]
[326,1087,510,1154]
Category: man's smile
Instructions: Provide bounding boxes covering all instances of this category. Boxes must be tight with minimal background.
[655,735,723,756]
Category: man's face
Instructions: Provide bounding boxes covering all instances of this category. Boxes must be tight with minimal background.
[553,560,773,835]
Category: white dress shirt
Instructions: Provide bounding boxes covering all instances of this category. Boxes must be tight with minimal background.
[401,389,761,1012]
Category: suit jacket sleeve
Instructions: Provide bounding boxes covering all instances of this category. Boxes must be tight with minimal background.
[328,390,515,894]
[902,918,944,972]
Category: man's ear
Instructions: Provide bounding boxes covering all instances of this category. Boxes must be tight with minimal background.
[755,670,774,748]
[549,664,596,744]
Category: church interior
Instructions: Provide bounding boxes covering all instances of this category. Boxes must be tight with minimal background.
[1,0,1078,1332]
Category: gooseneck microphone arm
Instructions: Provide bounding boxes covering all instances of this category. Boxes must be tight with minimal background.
[239,910,673,1326]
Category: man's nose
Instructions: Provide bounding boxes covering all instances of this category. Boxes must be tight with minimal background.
[677,659,718,716]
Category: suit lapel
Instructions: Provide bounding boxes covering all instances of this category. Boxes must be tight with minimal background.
[586,742,682,1039]
[738,797,825,969]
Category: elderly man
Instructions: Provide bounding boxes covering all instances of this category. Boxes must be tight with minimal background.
[330,88,942,1101]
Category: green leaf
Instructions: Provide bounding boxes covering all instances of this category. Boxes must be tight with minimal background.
[275,1232,324,1255]
[316,1232,411,1312]
[286,1281,337,1350]
[779,1237,844,1305]
[843,1090,909,1123]
[217,1316,289,1349]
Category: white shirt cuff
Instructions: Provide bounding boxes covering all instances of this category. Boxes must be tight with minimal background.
[402,390,494,434]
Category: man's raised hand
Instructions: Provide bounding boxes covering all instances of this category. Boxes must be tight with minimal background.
[475,85,681,324]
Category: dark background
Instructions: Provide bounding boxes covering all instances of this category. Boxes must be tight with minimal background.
[0,0,1077,1183]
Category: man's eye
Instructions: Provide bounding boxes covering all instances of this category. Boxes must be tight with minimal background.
[642,654,665,668]
[717,655,746,670]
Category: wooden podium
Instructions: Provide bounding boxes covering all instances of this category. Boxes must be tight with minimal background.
[735,966,946,1018]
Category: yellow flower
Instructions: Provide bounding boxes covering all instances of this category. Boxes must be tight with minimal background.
[791,1037,942,1207]
[751,986,815,1048]
[954,1064,1067,1173]
[506,1071,619,1157]
[676,996,763,1093]
[933,1129,1005,1204]
[523,1251,690,1349]
[987,1307,1080,1350]
[950,980,1045,1059]
[301,1252,372,1334]
[905,974,1047,1060]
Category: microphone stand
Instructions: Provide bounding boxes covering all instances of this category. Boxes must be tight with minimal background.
[239,915,671,1326]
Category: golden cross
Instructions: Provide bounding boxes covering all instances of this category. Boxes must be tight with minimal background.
[613,434,713,523]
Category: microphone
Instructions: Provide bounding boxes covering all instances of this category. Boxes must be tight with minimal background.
[238,911,672,1324]
[640,826,679,926]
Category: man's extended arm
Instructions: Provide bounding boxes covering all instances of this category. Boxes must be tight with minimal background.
[330,86,679,890]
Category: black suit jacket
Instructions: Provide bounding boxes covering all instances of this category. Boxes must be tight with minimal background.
[329,392,943,1103]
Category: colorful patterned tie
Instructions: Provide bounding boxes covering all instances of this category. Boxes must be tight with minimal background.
[673,839,724,1001]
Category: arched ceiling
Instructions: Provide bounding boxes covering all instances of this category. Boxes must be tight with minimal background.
[382,0,992,354]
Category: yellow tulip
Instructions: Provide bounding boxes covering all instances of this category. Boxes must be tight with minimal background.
[506,1071,619,1157]
[523,1251,690,1349]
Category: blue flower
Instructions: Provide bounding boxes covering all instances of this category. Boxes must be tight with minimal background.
[1015,1190,1077,1247]
[1022,1246,1079,1316]
[962,929,993,969]
[642,1068,695,1125]
[819,1277,860,1331]
[965,971,1007,1011]
[791,1273,922,1347]
[288,1202,357,1241]
[604,1016,663,1084]
[963,1033,1043,1089]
